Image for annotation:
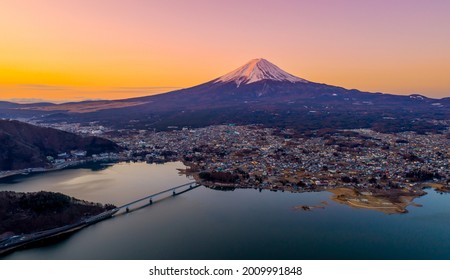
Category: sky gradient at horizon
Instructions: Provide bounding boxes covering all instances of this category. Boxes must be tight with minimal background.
[1,0,450,102]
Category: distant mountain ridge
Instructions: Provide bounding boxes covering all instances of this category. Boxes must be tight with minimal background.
[0,120,121,171]
[0,59,448,132]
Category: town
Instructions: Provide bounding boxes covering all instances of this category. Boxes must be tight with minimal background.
[3,120,449,213]
[107,123,449,213]
[43,121,450,188]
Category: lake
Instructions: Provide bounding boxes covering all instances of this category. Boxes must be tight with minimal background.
[1,162,449,259]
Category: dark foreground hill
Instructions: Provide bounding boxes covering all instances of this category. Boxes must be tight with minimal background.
[0,119,121,171]
[0,191,115,237]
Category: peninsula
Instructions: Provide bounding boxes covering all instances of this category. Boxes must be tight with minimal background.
[0,191,116,255]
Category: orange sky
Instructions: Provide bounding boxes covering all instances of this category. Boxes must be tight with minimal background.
[1,0,450,102]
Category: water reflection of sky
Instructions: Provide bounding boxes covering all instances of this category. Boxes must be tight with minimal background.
[0,162,192,205]
[1,162,450,260]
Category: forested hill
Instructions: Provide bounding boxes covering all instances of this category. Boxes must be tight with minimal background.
[0,119,121,171]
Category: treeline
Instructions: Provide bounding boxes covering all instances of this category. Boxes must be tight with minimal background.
[405,170,442,182]
[142,107,447,135]
[198,171,239,183]
[0,191,116,235]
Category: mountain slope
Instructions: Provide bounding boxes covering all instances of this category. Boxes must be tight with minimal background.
[110,58,449,112]
[2,59,449,132]
[0,120,121,170]
[215,58,308,86]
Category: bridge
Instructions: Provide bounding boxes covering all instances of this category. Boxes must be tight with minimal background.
[115,182,200,214]
[0,182,201,255]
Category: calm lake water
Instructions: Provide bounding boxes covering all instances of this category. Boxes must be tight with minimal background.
[1,162,449,260]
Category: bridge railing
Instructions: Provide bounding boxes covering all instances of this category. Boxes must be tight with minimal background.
[116,182,200,210]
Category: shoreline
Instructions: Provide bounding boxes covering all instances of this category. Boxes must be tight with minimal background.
[0,158,123,181]
[186,167,447,214]
[1,159,448,218]
[0,160,448,257]
[0,163,82,180]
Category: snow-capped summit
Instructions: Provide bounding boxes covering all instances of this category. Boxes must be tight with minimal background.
[215,58,308,86]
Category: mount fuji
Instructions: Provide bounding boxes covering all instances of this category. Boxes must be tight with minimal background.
[123,58,447,110]
[214,58,308,86]
[1,58,449,133]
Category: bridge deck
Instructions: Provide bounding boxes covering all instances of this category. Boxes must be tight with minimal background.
[117,182,199,209]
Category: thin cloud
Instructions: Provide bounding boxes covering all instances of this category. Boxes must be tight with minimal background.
[1,98,59,104]
[0,85,182,104]
[0,97,107,104]
[18,84,69,91]
[107,86,182,94]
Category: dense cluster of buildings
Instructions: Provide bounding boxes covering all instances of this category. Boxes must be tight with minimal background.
[14,120,449,194]
[104,124,449,193]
